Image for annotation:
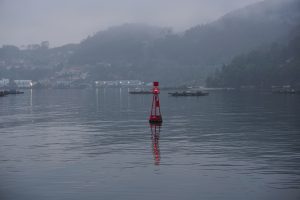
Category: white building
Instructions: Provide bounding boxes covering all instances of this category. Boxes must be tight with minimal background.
[14,80,33,88]
[119,80,143,87]
[95,81,119,87]
[95,80,144,88]
[0,79,9,88]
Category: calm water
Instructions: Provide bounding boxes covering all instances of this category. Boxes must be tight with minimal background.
[0,89,300,200]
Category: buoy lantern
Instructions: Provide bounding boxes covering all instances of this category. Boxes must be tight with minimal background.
[149,81,162,124]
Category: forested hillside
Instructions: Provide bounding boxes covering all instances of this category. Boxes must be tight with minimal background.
[206,30,300,88]
[68,0,300,84]
[1,0,299,85]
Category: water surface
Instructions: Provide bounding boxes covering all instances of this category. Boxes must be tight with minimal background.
[0,89,300,200]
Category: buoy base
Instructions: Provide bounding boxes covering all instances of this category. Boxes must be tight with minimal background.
[149,115,162,124]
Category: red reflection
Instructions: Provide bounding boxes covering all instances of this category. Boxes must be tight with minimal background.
[150,124,161,165]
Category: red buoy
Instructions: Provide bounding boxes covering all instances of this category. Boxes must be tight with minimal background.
[149,81,162,124]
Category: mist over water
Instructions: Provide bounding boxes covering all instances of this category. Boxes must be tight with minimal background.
[0,89,299,200]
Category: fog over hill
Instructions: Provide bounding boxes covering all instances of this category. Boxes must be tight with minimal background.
[207,26,300,89]
[179,0,300,64]
[0,0,263,47]
[69,0,300,83]
[0,0,299,85]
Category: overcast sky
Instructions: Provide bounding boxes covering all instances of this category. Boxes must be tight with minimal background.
[0,0,263,47]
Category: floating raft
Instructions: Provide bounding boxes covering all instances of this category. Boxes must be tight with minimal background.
[0,90,24,97]
[168,90,209,97]
[129,90,152,94]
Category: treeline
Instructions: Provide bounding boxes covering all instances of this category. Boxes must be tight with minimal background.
[206,34,300,88]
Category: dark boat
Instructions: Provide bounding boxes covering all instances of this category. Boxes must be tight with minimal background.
[129,89,152,94]
[272,90,298,94]
[271,86,299,94]
[4,89,24,94]
[169,90,209,97]
[0,91,9,97]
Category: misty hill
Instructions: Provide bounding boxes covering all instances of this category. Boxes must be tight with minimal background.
[1,0,300,85]
[0,43,78,80]
[162,0,300,65]
[70,24,171,65]
[206,28,300,89]
[67,0,300,84]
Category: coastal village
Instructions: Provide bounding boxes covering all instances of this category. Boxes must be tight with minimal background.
[0,78,146,89]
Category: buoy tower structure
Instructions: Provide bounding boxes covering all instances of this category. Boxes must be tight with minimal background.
[149,81,162,124]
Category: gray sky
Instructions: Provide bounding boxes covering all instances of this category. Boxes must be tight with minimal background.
[0,0,263,47]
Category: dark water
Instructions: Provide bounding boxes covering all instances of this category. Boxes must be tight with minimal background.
[0,89,300,200]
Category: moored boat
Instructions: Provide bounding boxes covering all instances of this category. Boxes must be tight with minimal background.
[129,88,152,94]
[0,91,8,97]
[168,90,209,97]
[271,86,299,94]
[0,89,24,96]
[5,89,24,94]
